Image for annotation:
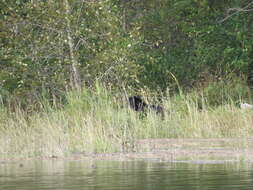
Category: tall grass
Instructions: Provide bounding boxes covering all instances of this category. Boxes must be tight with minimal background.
[1,80,253,159]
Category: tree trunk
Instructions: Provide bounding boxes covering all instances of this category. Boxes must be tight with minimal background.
[64,0,81,89]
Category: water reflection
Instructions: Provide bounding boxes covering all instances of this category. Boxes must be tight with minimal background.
[0,160,253,190]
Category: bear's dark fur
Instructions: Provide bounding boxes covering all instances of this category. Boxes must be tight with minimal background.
[128,96,147,112]
[128,96,164,117]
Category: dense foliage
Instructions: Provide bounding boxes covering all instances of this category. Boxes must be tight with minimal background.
[1,0,253,107]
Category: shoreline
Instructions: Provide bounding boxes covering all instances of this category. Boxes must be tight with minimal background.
[1,138,253,164]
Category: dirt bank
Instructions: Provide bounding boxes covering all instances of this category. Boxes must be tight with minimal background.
[1,138,253,163]
[78,138,253,162]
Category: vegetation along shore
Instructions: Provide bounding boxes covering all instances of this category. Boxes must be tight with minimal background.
[1,1,253,160]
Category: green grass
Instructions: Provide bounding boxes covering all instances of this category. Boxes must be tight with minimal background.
[1,81,253,159]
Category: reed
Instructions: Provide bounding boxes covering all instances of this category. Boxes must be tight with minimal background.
[1,82,253,159]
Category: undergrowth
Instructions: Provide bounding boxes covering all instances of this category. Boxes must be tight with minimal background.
[1,80,253,159]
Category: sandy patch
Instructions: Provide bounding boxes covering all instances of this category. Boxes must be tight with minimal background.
[1,138,253,163]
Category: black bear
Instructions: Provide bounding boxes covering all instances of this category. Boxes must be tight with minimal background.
[128,96,164,117]
[128,96,147,112]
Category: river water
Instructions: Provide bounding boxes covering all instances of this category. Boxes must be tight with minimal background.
[1,160,253,190]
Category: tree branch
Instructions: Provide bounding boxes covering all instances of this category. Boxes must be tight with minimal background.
[219,1,253,23]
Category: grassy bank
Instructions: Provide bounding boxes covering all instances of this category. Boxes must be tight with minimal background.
[1,81,253,159]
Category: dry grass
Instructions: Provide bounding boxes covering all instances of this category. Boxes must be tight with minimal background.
[1,84,253,159]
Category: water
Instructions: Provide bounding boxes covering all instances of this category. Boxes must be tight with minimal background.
[1,160,253,190]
